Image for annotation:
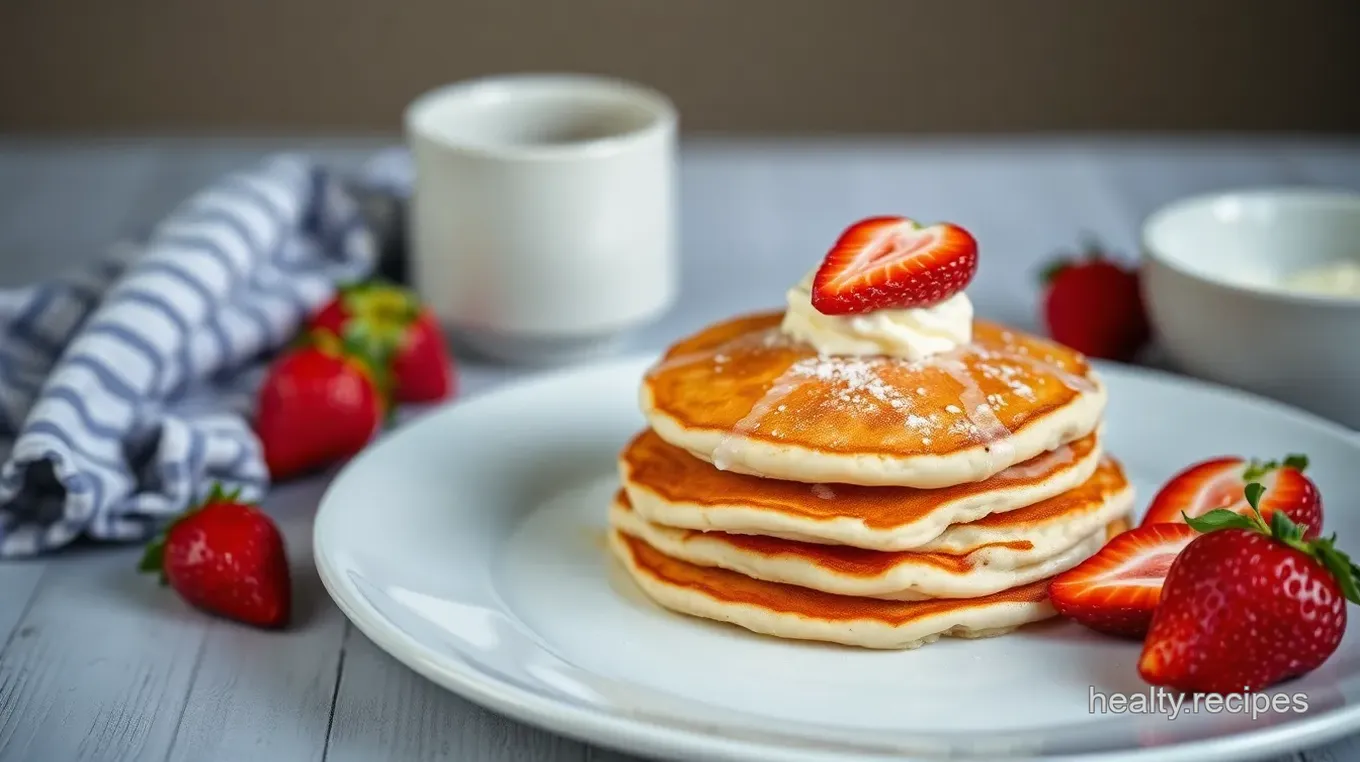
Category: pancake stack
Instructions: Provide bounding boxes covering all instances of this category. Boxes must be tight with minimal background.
[609,311,1131,649]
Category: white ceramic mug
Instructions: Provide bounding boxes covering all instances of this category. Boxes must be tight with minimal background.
[405,73,679,364]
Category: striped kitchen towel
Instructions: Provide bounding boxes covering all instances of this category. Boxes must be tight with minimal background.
[0,154,379,556]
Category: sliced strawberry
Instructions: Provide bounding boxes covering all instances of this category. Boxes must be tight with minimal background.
[810,216,979,315]
[1141,454,1321,538]
[1048,523,1199,638]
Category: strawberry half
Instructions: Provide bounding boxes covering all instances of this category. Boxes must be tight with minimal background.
[810,216,979,315]
[1138,483,1359,694]
[1048,522,1199,638]
[1141,454,1321,539]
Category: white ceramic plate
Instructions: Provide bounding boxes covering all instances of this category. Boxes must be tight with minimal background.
[314,355,1360,762]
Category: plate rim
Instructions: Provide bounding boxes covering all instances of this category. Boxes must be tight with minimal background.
[314,353,1360,762]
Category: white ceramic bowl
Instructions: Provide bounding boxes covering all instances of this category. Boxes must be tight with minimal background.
[1141,188,1360,429]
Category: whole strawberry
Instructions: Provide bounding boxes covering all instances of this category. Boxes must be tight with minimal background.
[1039,238,1150,361]
[1138,483,1359,694]
[309,280,455,403]
[255,330,387,480]
[138,484,291,628]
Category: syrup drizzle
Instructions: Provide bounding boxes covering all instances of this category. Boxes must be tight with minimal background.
[936,352,1017,474]
[644,327,790,379]
[711,361,813,470]
[1003,349,1098,395]
[994,441,1076,480]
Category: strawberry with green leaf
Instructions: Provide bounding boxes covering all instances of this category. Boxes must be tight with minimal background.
[1138,482,1359,694]
[309,280,455,403]
[139,484,291,629]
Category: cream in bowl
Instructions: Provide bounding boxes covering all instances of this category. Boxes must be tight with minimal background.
[1281,259,1360,298]
[1140,188,1360,429]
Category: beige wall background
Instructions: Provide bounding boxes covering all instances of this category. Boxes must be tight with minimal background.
[2,0,1358,135]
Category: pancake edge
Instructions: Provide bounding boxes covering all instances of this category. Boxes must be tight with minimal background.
[621,431,1105,552]
[917,474,1136,567]
[640,369,1108,489]
[610,496,1117,601]
[609,530,1057,650]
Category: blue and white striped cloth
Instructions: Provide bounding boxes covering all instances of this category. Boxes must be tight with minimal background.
[0,154,384,556]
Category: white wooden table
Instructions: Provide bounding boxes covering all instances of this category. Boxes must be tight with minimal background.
[1,135,1358,762]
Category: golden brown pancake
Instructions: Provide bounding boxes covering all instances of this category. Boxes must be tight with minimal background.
[621,427,1105,550]
[610,528,1063,649]
[640,312,1106,488]
[611,489,1131,600]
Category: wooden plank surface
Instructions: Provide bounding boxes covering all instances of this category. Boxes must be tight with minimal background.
[0,135,1356,762]
[161,480,348,762]
[0,546,209,762]
[325,629,589,762]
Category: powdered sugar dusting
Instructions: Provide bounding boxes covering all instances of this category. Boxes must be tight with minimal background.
[811,484,836,500]
[975,350,1039,401]
[905,414,933,431]
[710,354,923,467]
[786,356,912,416]
[707,341,1083,464]
[661,319,1098,472]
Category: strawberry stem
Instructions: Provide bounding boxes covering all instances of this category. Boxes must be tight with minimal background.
[1242,458,1274,482]
[326,279,420,419]
[1184,482,1360,604]
[1078,232,1107,261]
[1244,482,1266,512]
[338,330,396,415]
[137,540,167,583]
[1315,541,1360,604]
[1183,508,1264,535]
[1040,233,1112,285]
[1241,453,1308,482]
[1038,259,1070,286]
[1244,480,1360,605]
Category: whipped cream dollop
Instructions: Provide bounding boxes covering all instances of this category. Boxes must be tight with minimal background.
[779,270,973,361]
